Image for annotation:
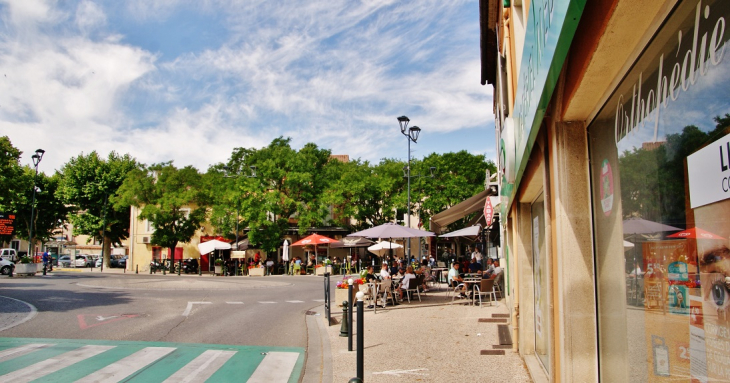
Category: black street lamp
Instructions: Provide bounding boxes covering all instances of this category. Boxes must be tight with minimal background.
[398,116,424,260]
[28,148,45,259]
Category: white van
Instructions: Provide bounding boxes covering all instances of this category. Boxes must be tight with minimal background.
[0,248,18,262]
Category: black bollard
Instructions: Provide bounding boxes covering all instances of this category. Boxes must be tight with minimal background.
[339,303,349,337]
[348,281,354,352]
[178,260,181,276]
[163,261,166,275]
[356,293,364,381]
[199,265,202,276]
[349,379,363,383]
[136,264,138,274]
[8,264,13,277]
[42,264,46,276]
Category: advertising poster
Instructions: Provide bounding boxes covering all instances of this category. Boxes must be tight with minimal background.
[643,240,691,381]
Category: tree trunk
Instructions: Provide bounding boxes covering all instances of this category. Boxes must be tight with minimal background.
[103,235,112,268]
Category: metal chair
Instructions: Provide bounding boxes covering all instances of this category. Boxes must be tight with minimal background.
[474,278,497,307]
[377,279,396,308]
[403,277,422,303]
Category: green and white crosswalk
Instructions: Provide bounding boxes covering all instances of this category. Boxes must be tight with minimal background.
[0,338,304,383]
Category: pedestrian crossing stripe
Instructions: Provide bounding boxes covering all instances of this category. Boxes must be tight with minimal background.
[0,338,304,383]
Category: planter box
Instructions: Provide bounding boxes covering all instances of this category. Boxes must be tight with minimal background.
[334,288,357,307]
[15,263,36,276]
[315,266,333,276]
[214,265,222,275]
[249,268,265,277]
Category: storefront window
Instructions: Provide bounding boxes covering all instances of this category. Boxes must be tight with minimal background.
[589,0,730,381]
[532,192,550,372]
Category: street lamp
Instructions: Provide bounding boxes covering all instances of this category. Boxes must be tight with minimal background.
[398,116,424,260]
[28,149,45,259]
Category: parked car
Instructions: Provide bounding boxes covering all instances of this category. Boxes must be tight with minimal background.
[57,255,72,267]
[112,256,127,268]
[95,258,102,268]
[75,255,94,268]
[0,257,14,275]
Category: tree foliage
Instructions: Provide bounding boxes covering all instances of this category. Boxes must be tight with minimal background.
[13,169,69,252]
[619,115,730,226]
[57,151,138,266]
[114,162,209,257]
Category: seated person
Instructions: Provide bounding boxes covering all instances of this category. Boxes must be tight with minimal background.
[487,260,503,279]
[399,266,417,300]
[447,262,466,297]
[468,258,481,273]
[379,262,391,279]
[364,266,377,282]
[484,258,495,276]
[417,265,433,292]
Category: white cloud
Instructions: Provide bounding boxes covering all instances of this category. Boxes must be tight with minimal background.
[75,0,106,34]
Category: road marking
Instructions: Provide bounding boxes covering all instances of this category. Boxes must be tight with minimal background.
[76,347,176,383]
[286,300,304,303]
[0,344,53,363]
[77,314,139,330]
[163,349,236,383]
[225,302,244,304]
[182,302,212,316]
[0,345,114,382]
[258,301,277,304]
[0,296,37,332]
[248,352,300,383]
[372,368,429,376]
[312,299,325,302]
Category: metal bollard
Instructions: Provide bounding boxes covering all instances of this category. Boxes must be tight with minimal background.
[348,279,354,352]
[9,264,13,278]
[339,304,349,337]
[356,291,365,381]
[199,265,202,276]
[178,260,181,276]
[162,261,166,275]
[136,264,138,274]
[42,264,46,276]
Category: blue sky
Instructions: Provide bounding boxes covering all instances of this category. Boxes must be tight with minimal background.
[0,0,494,172]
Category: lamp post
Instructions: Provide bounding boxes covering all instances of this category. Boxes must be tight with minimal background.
[28,149,45,259]
[398,116,420,259]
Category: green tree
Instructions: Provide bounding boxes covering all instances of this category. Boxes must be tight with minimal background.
[416,151,496,231]
[212,138,337,253]
[115,162,209,261]
[58,152,139,267]
[0,136,24,245]
[13,169,70,253]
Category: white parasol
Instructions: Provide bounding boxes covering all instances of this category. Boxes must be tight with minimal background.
[367,241,404,257]
[282,239,290,261]
[197,239,231,255]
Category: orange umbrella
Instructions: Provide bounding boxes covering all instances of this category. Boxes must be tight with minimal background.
[667,227,725,240]
[291,233,340,246]
[290,234,341,265]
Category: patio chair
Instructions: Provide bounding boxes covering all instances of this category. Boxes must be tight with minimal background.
[306,264,314,275]
[493,272,504,298]
[292,263,301,275]
[404,277,422,303]
[377,279,396,308]
[474,278,497,307]
[449,282,466,304]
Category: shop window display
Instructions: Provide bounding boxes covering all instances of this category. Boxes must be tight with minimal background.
[588,0,730,381]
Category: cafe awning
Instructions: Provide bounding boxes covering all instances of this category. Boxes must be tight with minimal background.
[430,189,498,234]
[439,225,482,238]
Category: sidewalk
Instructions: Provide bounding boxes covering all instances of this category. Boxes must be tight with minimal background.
[322,285,532,382]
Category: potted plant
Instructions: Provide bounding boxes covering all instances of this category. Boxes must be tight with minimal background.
[214,259,223,275]
[334,276,363,306]
[15,256,36,276]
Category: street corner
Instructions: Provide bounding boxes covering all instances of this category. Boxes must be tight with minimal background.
[0,296,37,332]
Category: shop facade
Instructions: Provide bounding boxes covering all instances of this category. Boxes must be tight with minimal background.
[483,0,730,381]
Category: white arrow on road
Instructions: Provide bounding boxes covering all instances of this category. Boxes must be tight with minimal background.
[182,302,212,317]
[372,368,428,376]
[96,315,118,322]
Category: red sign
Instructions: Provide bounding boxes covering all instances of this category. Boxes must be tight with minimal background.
[484,198,493,225]
[0,213,15,236]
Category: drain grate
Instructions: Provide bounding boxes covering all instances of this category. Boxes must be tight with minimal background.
[492,313,510,318]
[478,318,508,323]
[481,350,506,355]
[498,324,513,345]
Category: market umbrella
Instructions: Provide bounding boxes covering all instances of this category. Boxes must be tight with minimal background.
[350,222,435,238]
[290,233,341,266]
[623,240,635,251]
[623,218,681,234]
[282,239,290,261]
[367,241,404,257]
[197,239,231,255]
[667,227,726,240]
[329,237,374,248]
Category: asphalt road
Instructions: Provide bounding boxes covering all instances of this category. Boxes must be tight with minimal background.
[0,272,331,348]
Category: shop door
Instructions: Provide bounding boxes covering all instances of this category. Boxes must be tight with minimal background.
[532,191,550,373]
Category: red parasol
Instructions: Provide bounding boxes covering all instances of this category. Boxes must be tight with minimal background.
[667,227,726,240]
[291,233,340,246]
